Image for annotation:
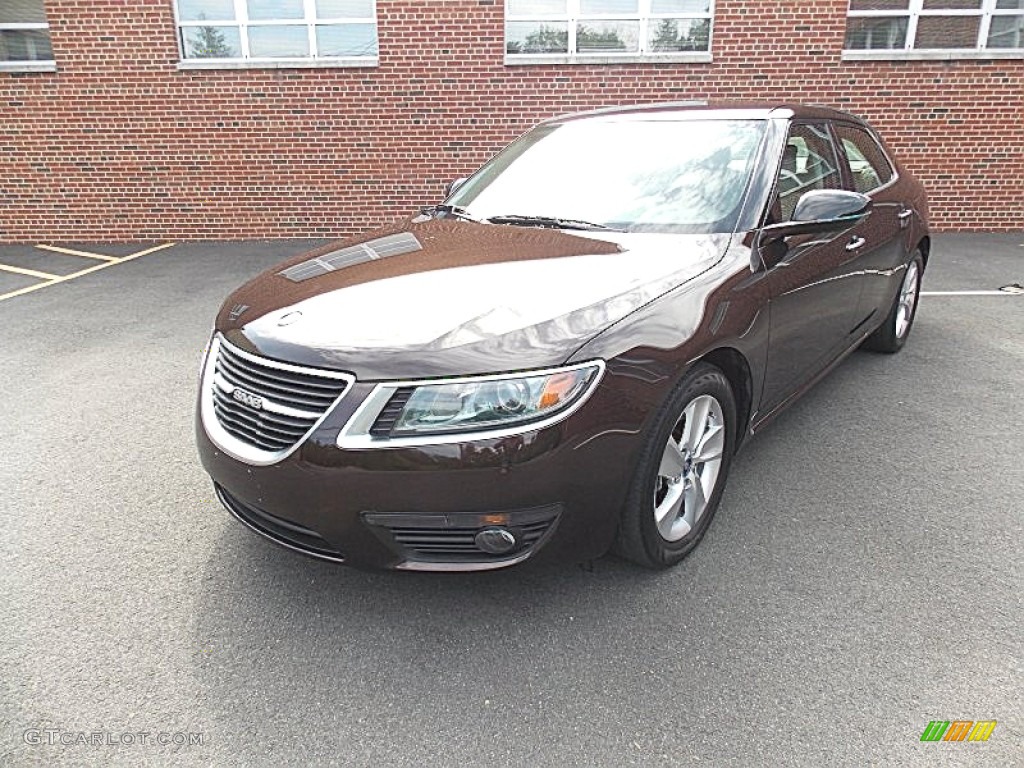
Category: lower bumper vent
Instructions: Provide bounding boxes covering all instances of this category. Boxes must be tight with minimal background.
[216,485,344,562]
[363,505,561,565]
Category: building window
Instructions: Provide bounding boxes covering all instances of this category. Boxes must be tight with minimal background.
[175,0,379,67]
[0,0,54,70]
[505,0,714,62]
[844,0,1024,56]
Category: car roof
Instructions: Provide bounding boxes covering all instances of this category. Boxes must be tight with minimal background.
[542,101,867,126]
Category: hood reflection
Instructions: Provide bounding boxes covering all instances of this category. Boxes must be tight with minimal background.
[221,219,731,379]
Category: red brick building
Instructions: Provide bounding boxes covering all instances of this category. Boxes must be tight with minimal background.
[2,0,1022,241]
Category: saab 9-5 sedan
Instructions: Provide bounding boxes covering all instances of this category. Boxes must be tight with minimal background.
[197,102,929,571]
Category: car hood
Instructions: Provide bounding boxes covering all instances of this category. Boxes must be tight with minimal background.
[218,218,731,380]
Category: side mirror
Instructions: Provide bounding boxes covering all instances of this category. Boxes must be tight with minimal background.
[445,177,469,198]
[760,190,872,244]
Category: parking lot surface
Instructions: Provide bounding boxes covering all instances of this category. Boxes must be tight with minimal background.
[2,234,1021,766]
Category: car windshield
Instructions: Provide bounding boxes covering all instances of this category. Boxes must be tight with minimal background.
[448,118,767,234]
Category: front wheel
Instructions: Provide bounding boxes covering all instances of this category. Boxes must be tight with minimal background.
[863,252,924,353]
[615,363,736,569]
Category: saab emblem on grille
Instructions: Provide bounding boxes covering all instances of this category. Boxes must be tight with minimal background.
[232,388,264,410]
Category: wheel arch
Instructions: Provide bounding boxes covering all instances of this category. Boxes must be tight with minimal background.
[696,346,753,451]
[917,235,930,269]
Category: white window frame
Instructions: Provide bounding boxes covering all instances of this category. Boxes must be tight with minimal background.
[174,0,379,70]
[843,0,1024,60]
[0,5,56,72]
[504,0,715,65]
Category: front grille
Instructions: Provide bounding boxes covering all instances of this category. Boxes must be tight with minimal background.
[208,335,353,455]
[364,506,560,564]
[216,485,344,561]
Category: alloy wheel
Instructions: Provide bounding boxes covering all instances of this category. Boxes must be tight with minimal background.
[895,260,920,339]
[653,394,726,542]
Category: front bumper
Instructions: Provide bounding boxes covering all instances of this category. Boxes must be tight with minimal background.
[197,373,654,571]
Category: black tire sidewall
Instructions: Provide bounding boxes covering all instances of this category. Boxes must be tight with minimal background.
[894,252,924,347]
[623,363,737,568]
[868,251,924,353]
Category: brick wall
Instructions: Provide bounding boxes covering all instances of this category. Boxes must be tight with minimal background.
[1,0,1022,241]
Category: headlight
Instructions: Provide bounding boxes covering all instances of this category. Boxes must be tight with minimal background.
[338,362,605,447]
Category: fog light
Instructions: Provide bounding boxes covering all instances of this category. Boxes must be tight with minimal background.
[475,527,517,555]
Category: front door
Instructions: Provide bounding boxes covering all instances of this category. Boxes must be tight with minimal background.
[833,121,908,331]
[758,121,866,416]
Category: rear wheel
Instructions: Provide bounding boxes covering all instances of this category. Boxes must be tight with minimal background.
[615,363,736,569]
[863,252,923,354]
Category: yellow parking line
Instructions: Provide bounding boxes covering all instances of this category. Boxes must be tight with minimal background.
[126,242,176,259]
[0,243,176,303]
[0,263,59,280]
[36,244,120,262]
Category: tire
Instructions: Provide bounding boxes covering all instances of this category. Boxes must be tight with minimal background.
[862,251,924,354]
[615,363,737,569]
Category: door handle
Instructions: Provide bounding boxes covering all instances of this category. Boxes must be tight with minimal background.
[898,209,913,220]
[845,236,866,252]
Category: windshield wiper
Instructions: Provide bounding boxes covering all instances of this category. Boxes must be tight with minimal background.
[421,204,479,222]
[484,214,620,232]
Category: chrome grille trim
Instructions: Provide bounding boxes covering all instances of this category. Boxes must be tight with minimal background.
[200,334,354,466]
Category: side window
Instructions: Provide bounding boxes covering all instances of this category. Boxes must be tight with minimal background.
[834,124,894,195]
[776,123,842,221]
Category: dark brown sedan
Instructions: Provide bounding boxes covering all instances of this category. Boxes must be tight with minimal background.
[197,102,929,571]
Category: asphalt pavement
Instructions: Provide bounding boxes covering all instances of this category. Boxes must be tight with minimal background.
[1,234,1021,767]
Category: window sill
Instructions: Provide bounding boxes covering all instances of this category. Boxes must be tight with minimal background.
[177,58,378,71]
[504,52,712,66]
[842,49,1024,61]
[0,61,56,73]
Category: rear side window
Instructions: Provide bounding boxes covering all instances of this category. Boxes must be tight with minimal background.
[834,124,894,194]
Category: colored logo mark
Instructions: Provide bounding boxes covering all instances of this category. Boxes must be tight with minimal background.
[920,720,997,742]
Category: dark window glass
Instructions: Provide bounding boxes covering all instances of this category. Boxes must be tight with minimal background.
[0,0,48,24]
[834,125,894,194]
[776,124,842,221]
[987,14,1024,47]
[921,0,980,8]
[914,15,980,47]
[844,17,909,49]
[845,0,1022,51]
[0,0,53,64]
[0,29,53,62]
[849,0,909,9]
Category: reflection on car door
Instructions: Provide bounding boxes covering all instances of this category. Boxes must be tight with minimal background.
[833,121,908,330]
[757,121,867,417]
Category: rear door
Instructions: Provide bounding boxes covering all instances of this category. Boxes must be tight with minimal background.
[832,121,908,331]
[758,121,867,416]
